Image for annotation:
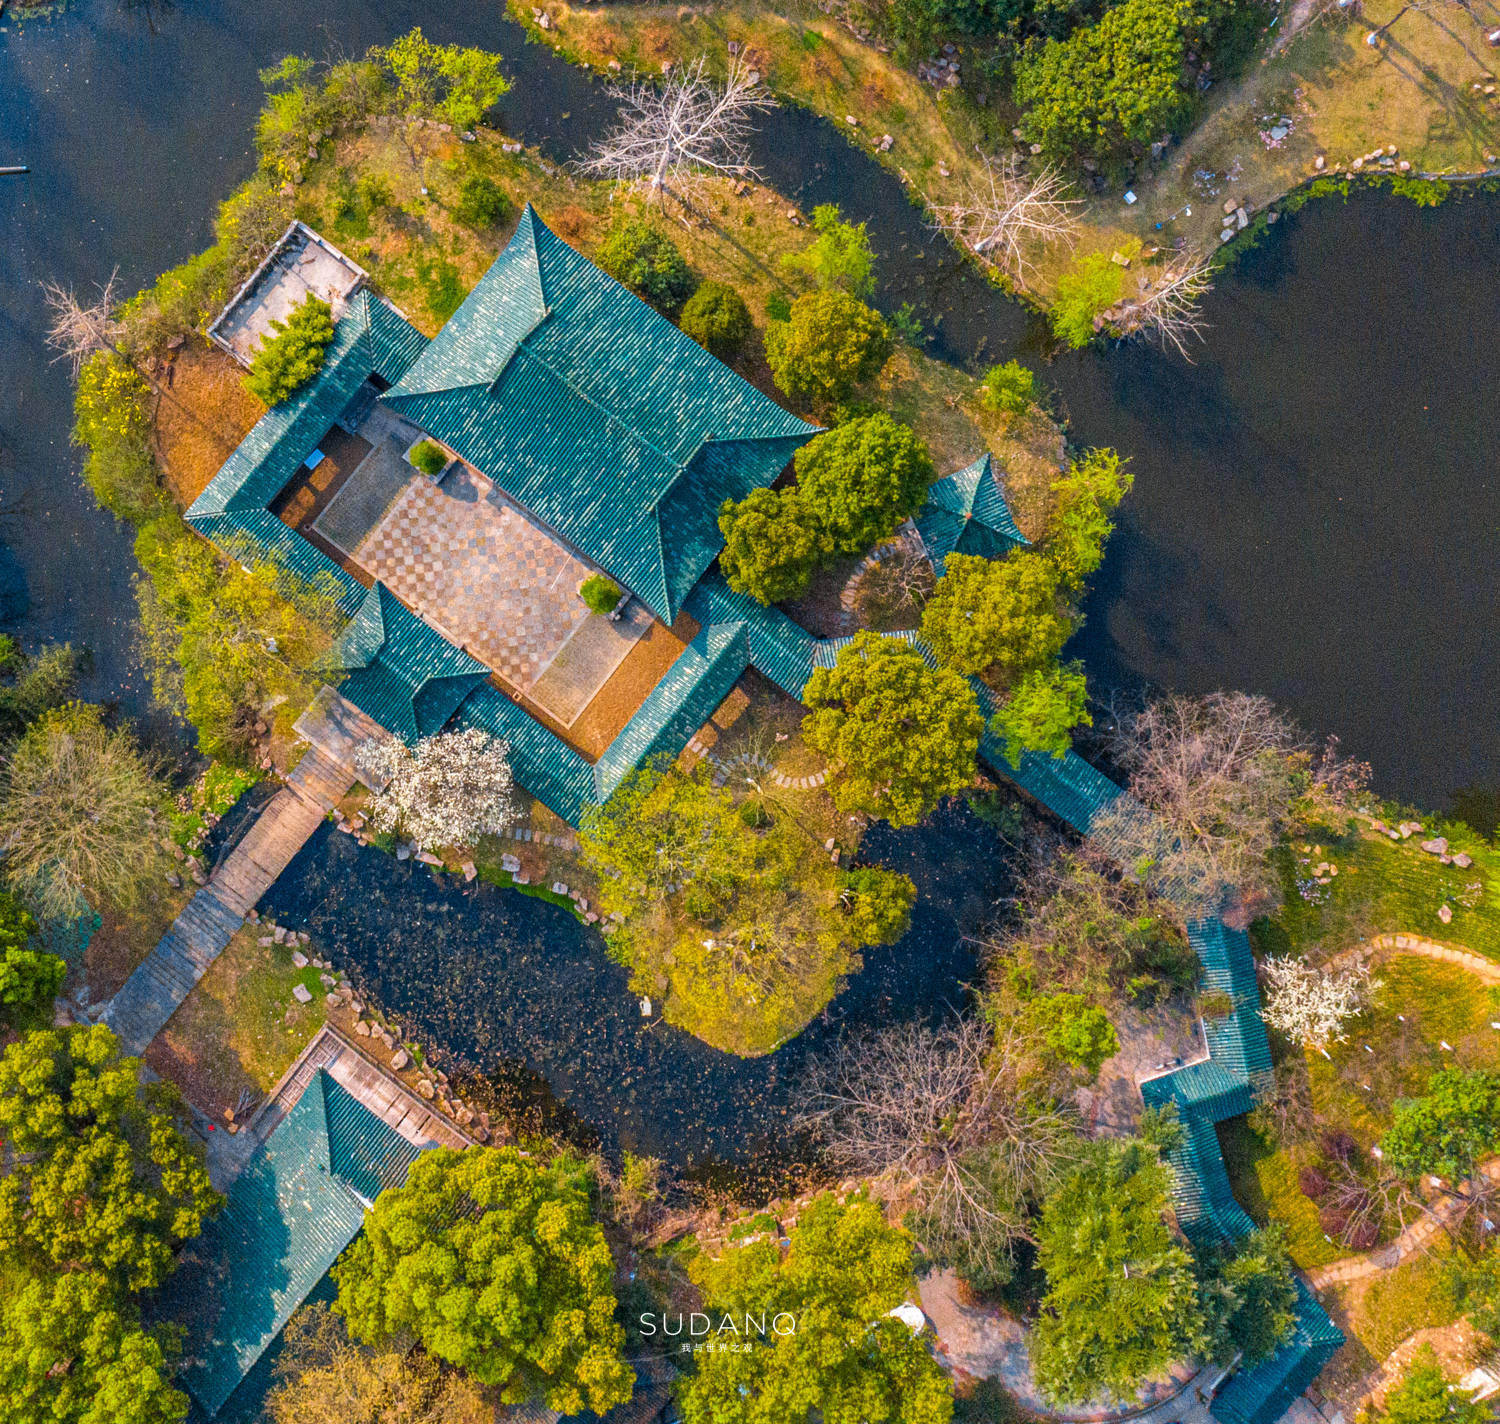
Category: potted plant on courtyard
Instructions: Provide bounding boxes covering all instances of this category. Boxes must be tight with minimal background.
[406,438,451,478]
[579,574,623,618]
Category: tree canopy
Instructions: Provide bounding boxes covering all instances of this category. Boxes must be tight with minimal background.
[1016,0,1194,161]
[596,219,697,313]
[372,27,509,129]
[1044,448,1134,592]
[780,203,876,297]
[794,414,935,557]
[1032,1141,1202,1404]
[334,1146,633,1416]
[1196,1227,1299,1367]
[838,866,917,946]
[0,1268,188,1424]
[920,550,1073,685]
[678,1193,953,1424]
[991,662,1091,765]
[0,1024,220,1292]
[803,632,984,828]
[1381,1067,1500,1185]
[718,487,831,605]
[679,279,752,356]
[1028,991,1119,1074]
[764,291,892,410]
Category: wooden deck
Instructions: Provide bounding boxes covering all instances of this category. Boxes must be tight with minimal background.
[102,710,368,1057]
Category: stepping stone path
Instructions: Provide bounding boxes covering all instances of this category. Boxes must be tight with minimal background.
[689,743,829,791]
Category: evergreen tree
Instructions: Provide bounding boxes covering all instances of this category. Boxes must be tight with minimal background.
[794,414,935,556]
[920,550,1073,684]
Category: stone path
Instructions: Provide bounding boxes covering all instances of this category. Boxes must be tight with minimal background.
[687,739,830,791]
[101,693,382,1058]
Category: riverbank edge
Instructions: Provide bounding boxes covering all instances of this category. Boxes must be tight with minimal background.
[508,0,1500,338]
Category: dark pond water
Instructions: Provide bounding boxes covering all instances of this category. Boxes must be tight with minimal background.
[260,801,995,1165]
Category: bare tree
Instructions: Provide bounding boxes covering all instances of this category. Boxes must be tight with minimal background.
[1114,256,1214,360]
[1093,691,1306,916]
[851,540,936,632]
[580,57,774,210]
[797,1015,1081,1285]
[41,270,125,378]
[1323,1155,1418,1250]
[931,154,1081,280]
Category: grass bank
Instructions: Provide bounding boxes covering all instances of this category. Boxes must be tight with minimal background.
[513,0,1499,305]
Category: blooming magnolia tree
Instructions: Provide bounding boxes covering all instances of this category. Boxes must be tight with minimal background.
[355,727,516,851]
[1259,956,1378,1050]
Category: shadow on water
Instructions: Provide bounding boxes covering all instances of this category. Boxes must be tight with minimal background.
[259,797,1002,1168]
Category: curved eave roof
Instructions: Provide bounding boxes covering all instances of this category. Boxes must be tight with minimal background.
[915,451,1028,577]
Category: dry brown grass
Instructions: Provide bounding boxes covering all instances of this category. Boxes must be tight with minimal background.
[154,341,264,506]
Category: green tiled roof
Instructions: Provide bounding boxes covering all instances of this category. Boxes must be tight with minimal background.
[914,453,1027,577]
[186,289,428,613]
[169,1071,426,1419]
[334,583,491,744]
[381,206,818,625]
[458,683,598,827]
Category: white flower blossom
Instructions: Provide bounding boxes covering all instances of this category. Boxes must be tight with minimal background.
[1259,956,1379,1049]
[355,727,516,851]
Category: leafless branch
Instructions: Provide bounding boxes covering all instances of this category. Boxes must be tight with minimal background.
[579,57,774,207]
[1114,256,1214,361]
[41,269,124,377]
[930,154,1080,280]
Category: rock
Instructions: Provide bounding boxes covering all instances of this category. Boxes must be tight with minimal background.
[462,861,477,882]
[537,10,550,27]
[319,973,336,989]
[473,1124,491,1142]
[585,911,599,923]
[355,1020,372,1036]
[190,866,207,886]
[1029,142,1044,156]
[1421,837,1449,854]
[351,1000,363,1015]
[273,926,287,943]
[552,882,569,895]
[326,992,340,1006]
[292,984,313,1004]
[608,58,621,70]
[166,872,182,888]
[417,850,442,866]
[1235,206,1249,229]
[1439,904,1454,924]
[845,114,858,127]
[500,853,521,873]
[937,162,950,177]
[1223,196,1239,214]
[1455,852,1474,868]
[380,1031,395,1049]
[640,996,653,1016]
[456,1106,474,1125]
[1352,157,1364,171]
[1385,143,1397,156]
[1398,159,1411,172]
[513,873,529,885]
[396,845,410,861]
[417,1078,435,1099]
[390,1048,410,1070]
[1111,250,1131,267]
[878,134,893,152]
[1314,153,1327,171]
[290,950,308,968]
[1219,228,1235,244]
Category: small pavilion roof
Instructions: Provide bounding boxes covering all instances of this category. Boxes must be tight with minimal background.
[914,452,1028,577]
[333,582,491,744]
[381,205,818,624]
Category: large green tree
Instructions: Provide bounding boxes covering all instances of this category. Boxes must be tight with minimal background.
[1032,1141,1202,1405]
[1195,1227,1298,1367]
[0,1024,220,1292]
[780,203,876,297]
[0,702,171,923]
[991,662,1091,765]
[803,632,984,828]
[678,1193,953,1424]
[0,1269,188,1424]
[1045,448,1133,593]
[794,414,934,557]
[765,291,891,410]
[920,550,1073,684]
[718,488,831,605]
[333,1146,633,1416]
[372,26,509,130]
[1381,1067,1500,1185]
[1015,0,1195,161]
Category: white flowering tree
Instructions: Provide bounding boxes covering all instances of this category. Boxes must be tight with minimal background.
[355,727,516,851]
[1259,956,1378,1050]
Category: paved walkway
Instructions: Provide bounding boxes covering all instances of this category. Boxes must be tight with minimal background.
[101,692,384,1058]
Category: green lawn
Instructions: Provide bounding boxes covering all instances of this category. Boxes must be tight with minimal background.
[1217,1115,1343,1270]
[1327,1243,1460,1365]
[1253,815,1499,964]
[1307,955,1500,1146]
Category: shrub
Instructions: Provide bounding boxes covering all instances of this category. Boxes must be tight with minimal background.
[596,220,696,313]
[1050,252,1125,348]
[718,488,830,605]
[453,173,508,229]
[408,439,448,475]
[793,413,934,556]
[838,866,917,946]
[1297,1165,1330,1201]
[764,290,892,410]
[678,280,752,357]
[1045,447,1133,592]
[244,294,335,405]
[980,359,1035,416]
[579,573,621,615]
